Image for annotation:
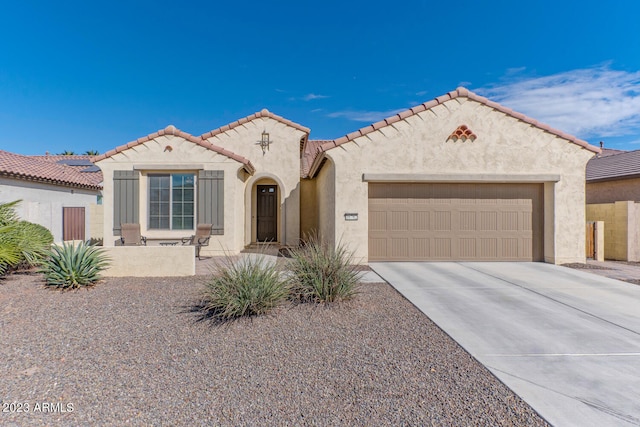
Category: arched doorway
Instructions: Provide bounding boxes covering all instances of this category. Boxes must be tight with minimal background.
[256,184,277,241]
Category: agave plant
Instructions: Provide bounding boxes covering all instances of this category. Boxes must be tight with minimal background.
[39,242,110,289]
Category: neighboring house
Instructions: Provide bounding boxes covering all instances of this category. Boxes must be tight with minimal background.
[586,149,640,204]
[94,87,599,264]
[0,151,103,243]
[586,149,640,261]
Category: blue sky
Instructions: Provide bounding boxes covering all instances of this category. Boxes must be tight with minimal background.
[1,0,639,155]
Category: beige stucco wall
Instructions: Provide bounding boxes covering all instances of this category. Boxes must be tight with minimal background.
[97,116,306,257]
[102,246,195,276]
[89,204,104,241]
[0,177,100,243]
[204,117,306,247]
[299,178,317,239]
[587,201,640,261]
[315,158,335,248]
[96,134,249,255]
[318,97,596,264]
[587,178,640,204]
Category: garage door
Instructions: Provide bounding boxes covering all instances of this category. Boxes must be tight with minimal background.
[368,183,543,261]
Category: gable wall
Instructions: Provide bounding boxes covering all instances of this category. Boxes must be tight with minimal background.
[204,117,306,246]
[97,135,248,252]
[321,98,595,263]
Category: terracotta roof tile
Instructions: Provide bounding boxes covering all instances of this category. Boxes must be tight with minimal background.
[0,151,102,190]
[31,154,104,186]
[201,109,310,140]
[307,87,601,178]
[93,125,255,175]
[301,139,329,178]
[448,125,477,142]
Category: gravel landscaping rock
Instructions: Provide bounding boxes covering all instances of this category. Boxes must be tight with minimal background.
[1,273,548,426]
[562,262,612,270]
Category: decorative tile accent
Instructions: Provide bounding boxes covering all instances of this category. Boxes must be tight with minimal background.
[448,125,477,142]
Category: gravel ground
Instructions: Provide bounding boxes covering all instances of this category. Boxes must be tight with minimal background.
[562,262,612,270]
[1,273,548,426]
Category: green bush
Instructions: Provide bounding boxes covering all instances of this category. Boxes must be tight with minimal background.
[0,201,53,273]
[287,235,361,303]
[0,224,21,275]
[39,242,110,289]
[11,221,54,268]
[0,200,20,226]
[201,253,289,320]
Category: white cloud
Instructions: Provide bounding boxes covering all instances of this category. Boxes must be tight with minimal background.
[327,108,407,123]
[477,66,640,139]
[303,93,329,101]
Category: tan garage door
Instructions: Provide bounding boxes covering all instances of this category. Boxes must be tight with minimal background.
[368,183,543,261]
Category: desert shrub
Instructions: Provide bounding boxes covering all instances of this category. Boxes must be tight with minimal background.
[201,253,289,320]
[39,242,110,289]
[0,200,53,273]
[10,221,54,268]
[0,200,20,226]
[0,224,21,275]
[287,235,361,303]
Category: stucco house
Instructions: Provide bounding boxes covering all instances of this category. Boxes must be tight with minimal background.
[94,87,600,264]
[0,151,103,243]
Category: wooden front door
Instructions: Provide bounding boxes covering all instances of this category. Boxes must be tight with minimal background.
[63,207,86,241]
[257,185,277,242]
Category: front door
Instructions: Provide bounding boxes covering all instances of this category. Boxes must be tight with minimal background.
[257,185,277,242]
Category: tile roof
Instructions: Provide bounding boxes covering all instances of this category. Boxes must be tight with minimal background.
[598,148,627,157]
[32,154,103,186]
[302,140,330,178]
[92,125,256,175]
[586,149,640,182]
[0,151,102,190]
[307,87,601,177]
[200,109,310,140]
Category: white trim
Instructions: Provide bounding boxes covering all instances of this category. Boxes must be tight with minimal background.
[362,173,561,183]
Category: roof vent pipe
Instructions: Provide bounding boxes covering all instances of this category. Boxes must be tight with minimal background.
[600,141,604,149]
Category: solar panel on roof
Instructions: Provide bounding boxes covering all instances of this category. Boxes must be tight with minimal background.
[56,159,94,166]
[81,165,101,172]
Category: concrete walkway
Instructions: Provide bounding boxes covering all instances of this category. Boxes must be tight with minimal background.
[371,262,640,427]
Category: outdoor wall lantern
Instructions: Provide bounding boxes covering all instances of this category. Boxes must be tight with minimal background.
[257,130,271,154]
[344,213,358,221]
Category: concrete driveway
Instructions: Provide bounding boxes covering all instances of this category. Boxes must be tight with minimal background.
[370,262,640,427]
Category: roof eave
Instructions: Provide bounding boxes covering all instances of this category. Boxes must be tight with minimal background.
[0,171,102,191]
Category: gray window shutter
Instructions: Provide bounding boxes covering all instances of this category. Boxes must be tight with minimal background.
[198,170,224,235]
[113,170,140,236]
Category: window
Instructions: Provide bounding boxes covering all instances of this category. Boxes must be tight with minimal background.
[148,174,195,230]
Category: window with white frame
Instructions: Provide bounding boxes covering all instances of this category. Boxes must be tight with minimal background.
[148,174,195,230]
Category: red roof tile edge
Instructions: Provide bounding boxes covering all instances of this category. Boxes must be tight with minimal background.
[307,87,601,177]
[200,109,310,140]
[92,125,255,175]
[0,151,102,190]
